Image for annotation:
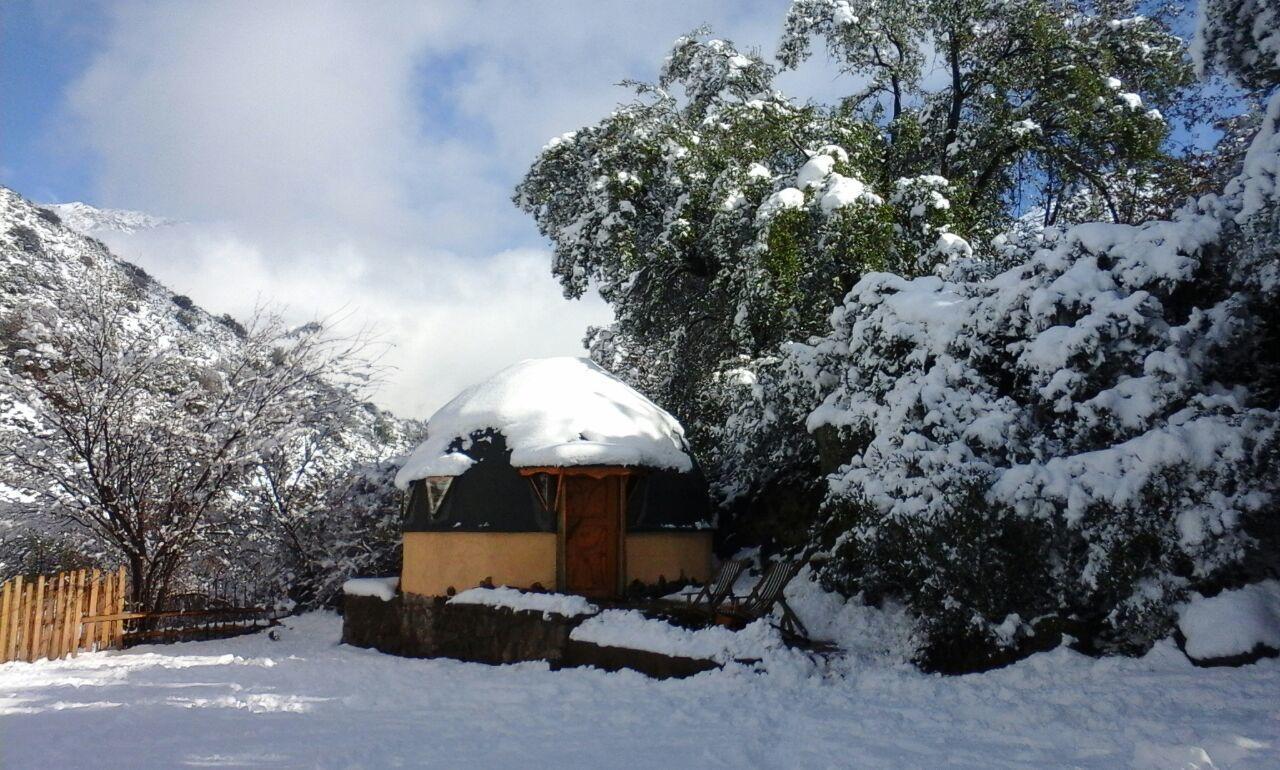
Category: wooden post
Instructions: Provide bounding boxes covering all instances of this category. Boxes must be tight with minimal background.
[0,579,11,663]
[67,571,78,656]
[41,575,53,661]
[47,573,62,660]
[85,569,101,653]
[8,582,20,663]
[101,570,112,649]
[9,576,24,663]
[114,566,126,647]
[56,571,70,659]
[76,569,87,653]
[17,575,32,660]
[29,575,45,662]
[59,573,70,658]
[1,578,15,663]
[66,570,84,657]
[58,572,72,659]
[99,571,112,649]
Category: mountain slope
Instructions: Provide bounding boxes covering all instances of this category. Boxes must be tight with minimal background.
[43,201,174,235]
[1,186,419,599]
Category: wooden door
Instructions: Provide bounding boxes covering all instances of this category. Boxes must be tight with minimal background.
[563,476,620,598]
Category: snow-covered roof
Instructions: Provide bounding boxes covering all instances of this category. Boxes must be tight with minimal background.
[394,357,692,488]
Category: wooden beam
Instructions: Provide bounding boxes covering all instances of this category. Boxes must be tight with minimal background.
[517,465,637,479]
[47,573,62,661]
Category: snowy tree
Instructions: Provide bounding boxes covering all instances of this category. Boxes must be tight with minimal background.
[516,31,982,516]
[1192,0,1279,92]
[796,0,1280,670]
[780,0,1193,227]
[0,283,377,613]
[517,5,1192,540]
[0,529,104,581]
[239,407,423,609]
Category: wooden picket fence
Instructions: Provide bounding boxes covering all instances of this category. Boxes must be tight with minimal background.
[0,567,129,663]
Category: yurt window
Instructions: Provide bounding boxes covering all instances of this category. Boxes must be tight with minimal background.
[528,471,560,515]
[422,477,454,521]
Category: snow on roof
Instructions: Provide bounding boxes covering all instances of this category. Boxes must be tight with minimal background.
[394,357,692,488]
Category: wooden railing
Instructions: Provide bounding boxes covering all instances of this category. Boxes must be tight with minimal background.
[0,567,128,663]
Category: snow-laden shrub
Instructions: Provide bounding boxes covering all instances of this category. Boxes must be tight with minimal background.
[1193,0,1279,92]
[800,77,1280,669]
[238,454,411,611]
[696,349,830,550]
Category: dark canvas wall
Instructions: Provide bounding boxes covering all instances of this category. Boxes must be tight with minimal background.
[626,467,713,531]
[403,433,551,532]
[402,429,713,533]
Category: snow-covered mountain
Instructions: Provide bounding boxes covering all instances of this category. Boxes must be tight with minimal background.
[3,190,235,369]
[42,201,174,235]
[1,186,421,589]
[3,184,415,452]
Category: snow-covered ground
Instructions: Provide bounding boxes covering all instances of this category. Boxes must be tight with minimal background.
[448,585,598,617]
[1,612,1277,769]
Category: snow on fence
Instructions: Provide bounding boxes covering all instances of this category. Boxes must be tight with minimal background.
[0,567,128,663]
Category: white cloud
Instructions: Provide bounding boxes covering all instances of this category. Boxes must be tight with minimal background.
[91,220,611,418]
[59,0,853,416]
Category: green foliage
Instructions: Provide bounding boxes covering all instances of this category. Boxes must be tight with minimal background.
[516,1,1195,528]
[781,0,1193,226]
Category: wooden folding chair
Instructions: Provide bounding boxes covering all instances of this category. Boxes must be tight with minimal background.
[720,560,808,639]
[677,559,748,616]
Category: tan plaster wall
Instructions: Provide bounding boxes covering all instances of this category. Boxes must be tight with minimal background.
[624,532,713,586]
[401,532,557,597]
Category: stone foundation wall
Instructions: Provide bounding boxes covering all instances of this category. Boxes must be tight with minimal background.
[343,593,581,665]
[342,593,721,678]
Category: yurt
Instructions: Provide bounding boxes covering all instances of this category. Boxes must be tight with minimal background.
[394,357,713,599]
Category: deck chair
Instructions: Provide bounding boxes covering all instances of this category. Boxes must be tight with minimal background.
[677,559,748,615]
[720,560,809,639]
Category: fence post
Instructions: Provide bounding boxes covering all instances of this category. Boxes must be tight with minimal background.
[60,573,71,657]
[10,576,23,663]
[85,569,101,653]
[0,579,11,663]
[29,575,45,662]
[66,570,83,656]
[99,570,112,649]
[55,571,70,660]
[0,578,14,663]
[114,566,127,647]
[13,579,29,663]
[48,573,62,661]
[65,571,76,656]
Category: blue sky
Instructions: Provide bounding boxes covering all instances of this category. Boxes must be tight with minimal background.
[1,1,108,203]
